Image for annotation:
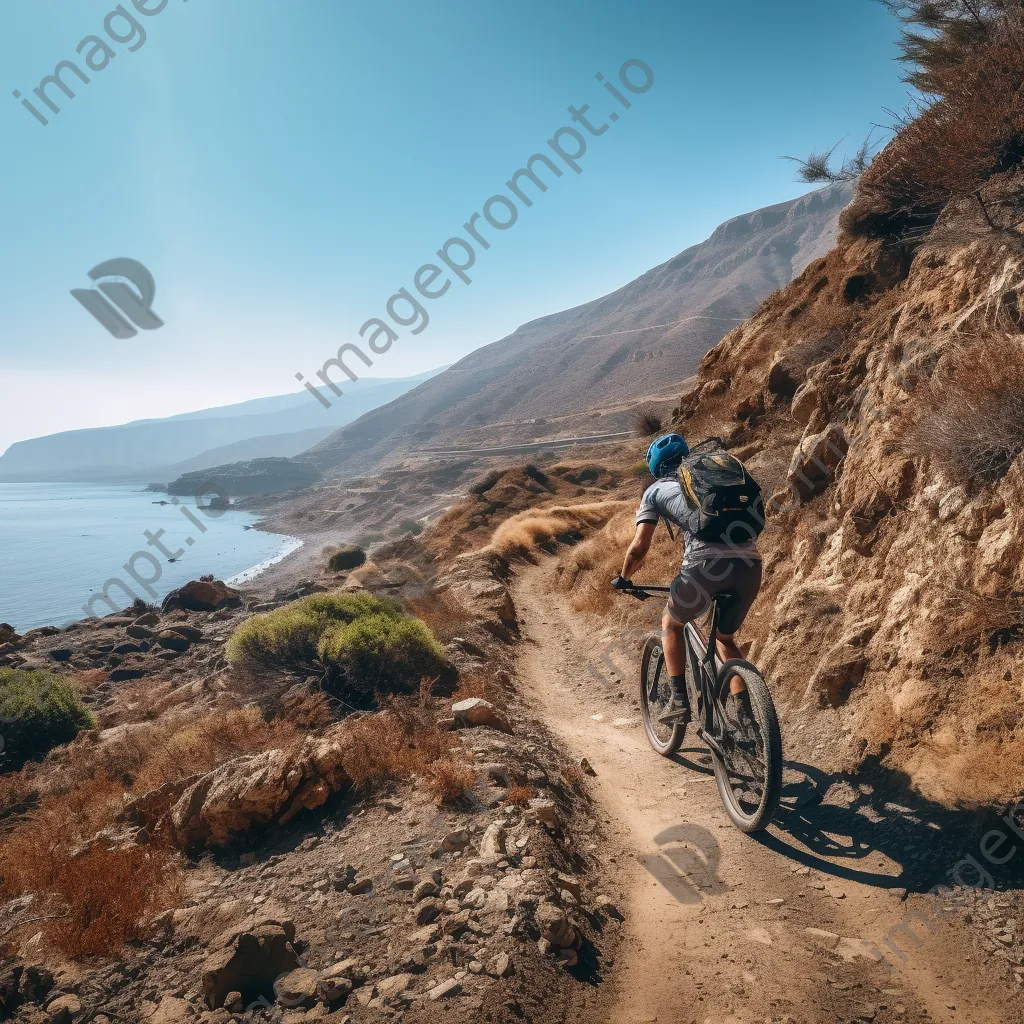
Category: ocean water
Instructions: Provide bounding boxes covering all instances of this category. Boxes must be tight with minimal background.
[0,482,302,632]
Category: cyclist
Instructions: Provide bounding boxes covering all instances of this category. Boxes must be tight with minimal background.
[612,432,762,728]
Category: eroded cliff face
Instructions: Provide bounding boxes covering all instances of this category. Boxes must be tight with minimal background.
[677,172,1024,805]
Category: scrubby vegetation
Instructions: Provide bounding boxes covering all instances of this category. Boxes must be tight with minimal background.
[896,334,1024,483]
[632,405,663,437]
[487,502,625,560]
[327,544,367,571]
[399,518,424,535]
[340,701,475,804]
[226,592,447,699]
[0,669,96,770]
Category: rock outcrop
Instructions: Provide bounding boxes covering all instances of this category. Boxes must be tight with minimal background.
[167,730,352,851]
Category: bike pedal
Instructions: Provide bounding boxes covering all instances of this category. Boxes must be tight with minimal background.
[658,709,691,726]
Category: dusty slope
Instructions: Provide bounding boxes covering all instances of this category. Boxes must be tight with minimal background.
[302,184,853,479]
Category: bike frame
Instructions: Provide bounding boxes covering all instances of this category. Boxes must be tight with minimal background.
[629,585,731,758]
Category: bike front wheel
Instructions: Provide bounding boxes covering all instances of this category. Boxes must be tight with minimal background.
[639,633,685,756]
[711,659,782,833]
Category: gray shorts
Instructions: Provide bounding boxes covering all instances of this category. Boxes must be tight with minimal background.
[666,558,763,634]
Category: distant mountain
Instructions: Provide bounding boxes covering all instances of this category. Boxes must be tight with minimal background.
[0,369,444,483]
[303,183,854,477]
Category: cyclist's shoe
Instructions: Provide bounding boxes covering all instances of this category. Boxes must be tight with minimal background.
[658,688,691,726]
[726,690,758,746]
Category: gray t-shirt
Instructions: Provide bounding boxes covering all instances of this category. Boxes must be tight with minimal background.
[636,478,761,569]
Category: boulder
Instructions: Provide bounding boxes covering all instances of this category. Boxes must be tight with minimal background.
[132,612,161,627]
[477,821,507,863]
[786,424,849,502]
[527,798,558,826]
[0,623,19,645]
[451,698,513,734]
[274,968,318,1008]
[127,624,156,640]
[168,729,351,851]
[791,381,821,425]
[535,902,576,948]
[150,995,191,1022]
[201,921,299,1009]
[45,994,82,1023]
[161,580,242,614]
[156,630,192,653]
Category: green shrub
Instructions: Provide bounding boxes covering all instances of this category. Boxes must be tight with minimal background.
[226,593,444,697]
[226,592,402,671]
[327,545,366,572]
[399,519,424,536]
[632,459,652,479]
[318,614,447,695]
[0,669,95,770]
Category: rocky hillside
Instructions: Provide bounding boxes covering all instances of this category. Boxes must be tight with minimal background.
[660,6,1024,806]
[302,183,853,478]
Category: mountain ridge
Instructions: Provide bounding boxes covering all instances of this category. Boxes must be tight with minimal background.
[302,183,854,478]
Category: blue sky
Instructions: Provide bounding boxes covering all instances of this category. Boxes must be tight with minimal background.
[0,0,909,452]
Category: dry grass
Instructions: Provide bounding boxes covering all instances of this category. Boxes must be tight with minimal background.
[422,757,477,803]
[0,703,300,955]
[896,334,1024,484]
[407,587,476,643]
[487,502,626,561]
[556,505,679,614]
[505,784,536,807]
[131,707,299,792]
[339,704,475,804]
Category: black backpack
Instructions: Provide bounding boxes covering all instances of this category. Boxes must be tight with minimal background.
[676,439,765,544]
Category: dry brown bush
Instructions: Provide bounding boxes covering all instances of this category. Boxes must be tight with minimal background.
[505,784,536,807]
[896,334,1024,483]
[339,705,472,804]
[407,588,476,642]
[132,707,298,792]
[45,845,182,957]
[69,668,108,695]
[422,757,477,804]
[0,767,37,822]
[845,11,1024,241]
[633,406,663,437]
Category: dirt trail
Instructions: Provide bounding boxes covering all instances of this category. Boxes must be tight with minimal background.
[513,560,1017,1024]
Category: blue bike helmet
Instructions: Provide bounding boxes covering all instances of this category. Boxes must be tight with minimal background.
[646,433,689,477]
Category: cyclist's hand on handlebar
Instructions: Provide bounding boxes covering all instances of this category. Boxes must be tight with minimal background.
[611,575,633,591]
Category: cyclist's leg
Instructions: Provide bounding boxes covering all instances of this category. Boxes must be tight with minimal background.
[661,606,687,677]
[714,559,764,694]
[663,569,714,686]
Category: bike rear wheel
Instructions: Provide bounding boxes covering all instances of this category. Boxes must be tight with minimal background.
[639,633,685,756]
[711,659,782,832]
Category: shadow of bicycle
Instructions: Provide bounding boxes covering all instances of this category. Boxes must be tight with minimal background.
[752,755,1024,895]
[637,822,730,904]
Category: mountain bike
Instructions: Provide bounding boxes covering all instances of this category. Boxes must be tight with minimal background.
[619,583,782,832]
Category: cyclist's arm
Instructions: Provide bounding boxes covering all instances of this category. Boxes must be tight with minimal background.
[621,521,656,580]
